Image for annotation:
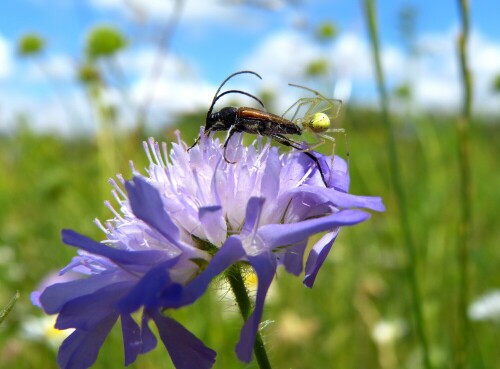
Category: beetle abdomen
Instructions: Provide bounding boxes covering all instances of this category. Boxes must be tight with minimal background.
[237,107,302,135]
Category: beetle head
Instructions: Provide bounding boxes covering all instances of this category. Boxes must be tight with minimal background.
[205,107,237,135]
[204,71,263,136]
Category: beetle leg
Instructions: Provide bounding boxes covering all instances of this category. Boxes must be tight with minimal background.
[271,134,329,187]
[222,127,239,164]
[187,135,201,151]
[188,126,213,151]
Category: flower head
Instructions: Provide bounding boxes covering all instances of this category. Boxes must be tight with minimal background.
[33,130,384,369]
[21,315,74,350]
[468,290,500,321]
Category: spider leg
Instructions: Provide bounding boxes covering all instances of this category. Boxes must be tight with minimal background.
[282,97,318,123]
[298,91,347,180]
[282,97,307,120]
[286,125,348,183]
[271,134,328,187]
[306,128,349,180]
[287,84,342,119]
[324,127,350,167]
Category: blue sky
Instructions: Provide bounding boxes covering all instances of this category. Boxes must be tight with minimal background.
[1,0,499,134]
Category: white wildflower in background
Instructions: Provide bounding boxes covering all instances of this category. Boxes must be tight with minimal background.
[468,290,500,321]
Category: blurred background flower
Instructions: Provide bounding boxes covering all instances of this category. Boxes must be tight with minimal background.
[468,290,500,322]
[20,315,74,350]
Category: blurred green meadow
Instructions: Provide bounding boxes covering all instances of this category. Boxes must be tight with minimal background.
[1,2,500,369]
[1,107,499,368]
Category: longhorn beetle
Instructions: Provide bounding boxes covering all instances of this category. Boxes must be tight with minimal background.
[188,70,346,187]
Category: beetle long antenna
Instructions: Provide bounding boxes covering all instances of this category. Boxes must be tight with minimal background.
[212,89,265,109]
[206,70,262,121]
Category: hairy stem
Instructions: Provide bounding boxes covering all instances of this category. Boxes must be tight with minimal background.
[225,264,272,369]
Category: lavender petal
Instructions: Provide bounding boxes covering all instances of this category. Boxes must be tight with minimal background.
[259,209,371,248]
[125,176,180,244]
[121,314,142,366]
[303,232,338,288]
[235,251,277,362]
[151,312,216,369]
[62,229,168,267]
[55,281,132,330]
[57,313,118,369]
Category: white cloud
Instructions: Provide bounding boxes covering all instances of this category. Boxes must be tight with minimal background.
[0,89,93,136]
[241,31,322,83]
[130,67,214,117]
[332,33,372,80]
[119,48,215,119]
[239,31,339,113]
[4,26,500,135]
[120,48,195,80]
[0,34,13,79]
[471,32,500,77]
[381,45,406,81]
[413,76,460,110]
[0,46,215,135]
[25,54,76,82]
[468,32,500,111]
[238,30,407,109]
[240,28,500,113]
[413,29,500,112]
[89,0,237,23]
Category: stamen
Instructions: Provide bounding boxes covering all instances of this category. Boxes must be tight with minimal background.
[104,200,124,222]
[143,141,154,165]
[162,142,169,167]
[94,218,109,234]
[109,190,121,206]
[149,138,165,167]
[129,160,137,175]
[109,178,126,199]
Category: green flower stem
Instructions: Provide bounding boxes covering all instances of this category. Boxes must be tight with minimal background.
[456,0,473,367]
[362,1,432,368]
[88,84,116,197]
[0,291,20,325]
[225,264,272,369]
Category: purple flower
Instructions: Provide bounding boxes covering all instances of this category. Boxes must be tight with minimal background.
[32,130,384,369]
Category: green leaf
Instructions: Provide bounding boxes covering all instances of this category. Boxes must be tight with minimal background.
[0,291,20,325]
[85,25,127,60]
[17,34,45,56]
